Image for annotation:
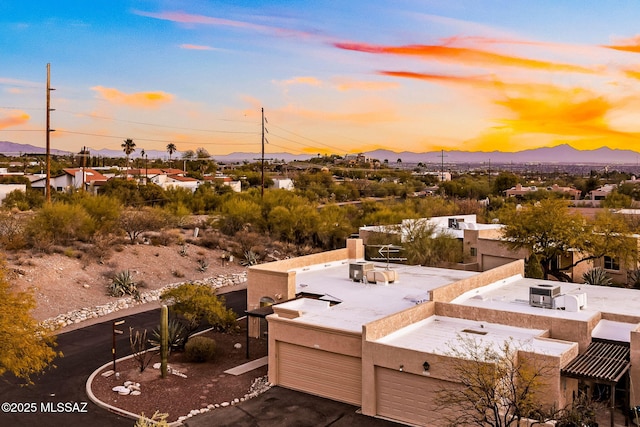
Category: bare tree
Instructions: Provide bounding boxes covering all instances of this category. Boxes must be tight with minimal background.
[435,335,553,427]
[129,327,154,373]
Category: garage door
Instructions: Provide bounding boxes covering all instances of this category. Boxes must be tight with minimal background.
[277,342,361,405]
[376,367,453,426]
[482,255,518,271]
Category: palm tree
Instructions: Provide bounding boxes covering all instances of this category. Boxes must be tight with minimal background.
[166,143,177,168]
[121,138,136,175]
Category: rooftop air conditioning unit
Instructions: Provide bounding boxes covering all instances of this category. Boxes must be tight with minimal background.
[529,284,561,309]
[349,261,374,282]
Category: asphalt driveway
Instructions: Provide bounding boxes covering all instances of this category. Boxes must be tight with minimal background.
[184,386,400,427]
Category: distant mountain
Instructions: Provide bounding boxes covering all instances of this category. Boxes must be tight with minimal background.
[0,141,73,156]
[1,141,639,165]
[365,144,640,165]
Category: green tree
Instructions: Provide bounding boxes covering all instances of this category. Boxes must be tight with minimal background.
[160,283,236,333]
[500,200,636,281]
[0,262,59,384]
[166,143,177,168]
[401,220,463,266]
[218,196,263,235]
[100,178,144,206]
[121,138,136,172]
[492,172,518,195]
[601,189,633,209]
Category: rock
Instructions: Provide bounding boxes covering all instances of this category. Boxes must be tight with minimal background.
[220,402,230,407]
[130,390,141,396]
[234,343,242,349]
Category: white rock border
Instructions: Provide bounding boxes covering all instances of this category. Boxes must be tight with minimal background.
[40,273,247,331]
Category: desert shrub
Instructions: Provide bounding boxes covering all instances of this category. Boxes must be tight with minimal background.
[148,319,189,352]
[25,202,94,247]
[107,270,140,299]
[184,336,217,363]
[75,194,122,239]
[2,188,44,211]
[0,212,28,250]
[135,411,170,427]
[119,207,169,244]
[150,229,180,246]
[582,267,612,286]
[160,283,237,332]
[196,258,209,272]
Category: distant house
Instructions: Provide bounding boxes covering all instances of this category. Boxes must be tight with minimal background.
[30,168,108,194]
[202,175,241,192]
[506,183,581,200]
[127,168,200,192]
[272,177,294,191]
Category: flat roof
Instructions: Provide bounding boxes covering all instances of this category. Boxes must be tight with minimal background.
[274,261,478,333]
[375,315,575,357]
[451,275,640,324]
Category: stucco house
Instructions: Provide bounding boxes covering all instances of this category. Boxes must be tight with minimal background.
[247,238,639,426]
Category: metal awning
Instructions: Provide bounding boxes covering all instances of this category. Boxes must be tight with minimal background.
[561,341,630,384]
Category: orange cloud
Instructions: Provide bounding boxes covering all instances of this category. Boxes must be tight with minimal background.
[378,68,640,151]
[91,86,173,108]
[604,35,640,53]
[334,41,594,73]
[134,10,312,38]
[624,69,640,80]
[0,110,30,129]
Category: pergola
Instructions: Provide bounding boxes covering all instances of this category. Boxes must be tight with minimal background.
[561,340,631,427]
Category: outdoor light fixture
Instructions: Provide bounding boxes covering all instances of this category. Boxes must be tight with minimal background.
[399,364,404,372]
[423,361,430,371]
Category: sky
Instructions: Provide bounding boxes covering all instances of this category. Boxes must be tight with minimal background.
[3,1,640,157]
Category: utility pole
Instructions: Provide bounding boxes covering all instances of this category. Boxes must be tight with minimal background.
[254,108,272,198]
[440,149,448,182]
[45,63,55,203]
[261,107,265,198]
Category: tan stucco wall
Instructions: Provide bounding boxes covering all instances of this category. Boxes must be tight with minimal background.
[430,259,525,303]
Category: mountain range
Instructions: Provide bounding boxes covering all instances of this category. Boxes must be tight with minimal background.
[1,141,639,165]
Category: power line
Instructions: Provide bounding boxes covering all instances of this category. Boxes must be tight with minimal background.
[54,109,260,134]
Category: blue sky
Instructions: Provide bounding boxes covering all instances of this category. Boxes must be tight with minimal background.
[3,1,640,157]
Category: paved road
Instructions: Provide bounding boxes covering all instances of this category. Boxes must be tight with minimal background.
[0,289,247,427]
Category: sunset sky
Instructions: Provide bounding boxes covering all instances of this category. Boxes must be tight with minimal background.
[3,1,640,157]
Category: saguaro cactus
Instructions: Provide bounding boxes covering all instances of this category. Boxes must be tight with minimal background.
[160,304,168,379]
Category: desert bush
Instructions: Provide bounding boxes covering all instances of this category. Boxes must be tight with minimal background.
[135,411,170,427]
[148,319,189,352]
[119,207,169,244]
[25,202,94,247]
[184,336,217,363]
[75,194,122,239]
[107,270,140,299]
[0,212,28,250]
[582,267,612,286]
[196,258,209,272]
[240,250,260,266]
[160,283,237,333]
